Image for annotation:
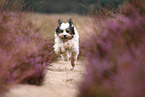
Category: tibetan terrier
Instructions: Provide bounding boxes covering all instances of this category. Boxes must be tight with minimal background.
[53,18,79,69]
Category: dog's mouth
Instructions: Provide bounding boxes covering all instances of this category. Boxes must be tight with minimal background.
[62,38,69,41]
[59,36,73,41]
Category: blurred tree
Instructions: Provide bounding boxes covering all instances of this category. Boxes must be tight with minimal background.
[0,0,125,14]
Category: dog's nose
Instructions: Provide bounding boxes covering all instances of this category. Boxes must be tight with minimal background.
[63,35,67,37]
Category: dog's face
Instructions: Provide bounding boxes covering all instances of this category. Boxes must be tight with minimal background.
[55,18,75,41]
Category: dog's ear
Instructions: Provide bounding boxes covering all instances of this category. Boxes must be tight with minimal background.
[58,19,62,26]
[68,18,73,26]
[56,26,60,34]
[70,26,75,35]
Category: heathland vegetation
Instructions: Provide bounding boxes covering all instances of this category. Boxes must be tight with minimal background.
[79,0,145,97]
[0,0,145,97]
[0,1,55,96]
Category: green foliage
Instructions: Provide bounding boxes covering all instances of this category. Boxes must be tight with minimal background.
[2,0,125,14]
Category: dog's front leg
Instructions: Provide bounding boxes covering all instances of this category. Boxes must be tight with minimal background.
[70,51,78,69]
[61,51,69,61]
[58,47,65,54]
[64,42,71,50]
[54,44,65,54]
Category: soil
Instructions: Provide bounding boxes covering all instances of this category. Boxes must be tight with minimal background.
[4,60,85,97]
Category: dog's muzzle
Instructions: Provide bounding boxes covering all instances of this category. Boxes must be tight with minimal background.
[59,35,73,41]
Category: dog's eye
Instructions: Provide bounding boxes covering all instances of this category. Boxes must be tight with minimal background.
[60,30,63,33]
[66,29,69,33]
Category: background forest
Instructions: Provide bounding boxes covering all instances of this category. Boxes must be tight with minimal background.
[1,0,124,14]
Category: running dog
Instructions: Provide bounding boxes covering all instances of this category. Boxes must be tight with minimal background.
[53,18,79,69]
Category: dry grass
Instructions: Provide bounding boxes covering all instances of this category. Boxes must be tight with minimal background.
[27,13,90,40]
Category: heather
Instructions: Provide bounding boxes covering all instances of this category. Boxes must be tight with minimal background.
[0,11,54,95]
[79,0,145,97]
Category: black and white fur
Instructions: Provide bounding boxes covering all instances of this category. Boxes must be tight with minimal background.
[53,18,79,69]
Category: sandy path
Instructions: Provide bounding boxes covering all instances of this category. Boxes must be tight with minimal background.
[4,60,85,97]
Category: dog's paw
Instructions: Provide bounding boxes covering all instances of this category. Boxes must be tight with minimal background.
[71,62,75,68]
[58,50,63,54]
[64,45,71,50]
[70,68,74,70]
[64,43,71,50]
[58,47,65,54]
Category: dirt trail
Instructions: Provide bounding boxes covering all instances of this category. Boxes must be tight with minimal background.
[4,60,85,97]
